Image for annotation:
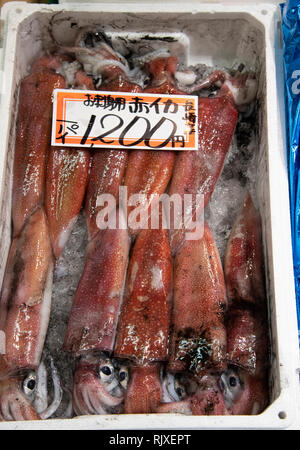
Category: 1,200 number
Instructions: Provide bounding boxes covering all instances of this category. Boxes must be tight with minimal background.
[80,113,180,149]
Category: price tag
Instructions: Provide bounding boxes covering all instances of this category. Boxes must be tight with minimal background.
[51,90,198,150]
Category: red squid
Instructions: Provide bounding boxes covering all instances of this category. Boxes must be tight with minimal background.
[13,52,93,255]
[219,367,269,415]
[156,373,229,415]
[220,192,269,415]
[123,56,182,237]
[0,376,41,421]
[11,56,66,238]
[0,207,53,420]
[0,206,53,377]
[63,208,130,414]
[44,54,95,260]
[167,221,227,376]
[71,353,129,415]
[224,192,265,306]
[81,32,142,241]
[168,70,257,255]
[64,210,130,356]
[45,147,90,259]
[114,226,173,413]
[85,148,128,241]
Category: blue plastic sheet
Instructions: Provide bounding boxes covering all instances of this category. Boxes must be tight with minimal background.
[282,0,300,343]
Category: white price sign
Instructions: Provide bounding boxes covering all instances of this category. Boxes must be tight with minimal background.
[51,89,198,151]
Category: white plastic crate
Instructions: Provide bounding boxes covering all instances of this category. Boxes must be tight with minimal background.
[0,0,299,430]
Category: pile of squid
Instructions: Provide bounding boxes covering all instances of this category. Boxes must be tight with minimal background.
[0,29,269,421]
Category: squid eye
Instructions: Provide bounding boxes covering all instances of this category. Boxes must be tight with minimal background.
[101,366,112,376]
[229,376,237,387]
[164,373,187,402]
[174,379,186,400]
[119,371,125,381]
[22,372,37,398]
[176,387,184,398]
[94,32,103,43]
[83,32,95,48]
[98,360,115,383]
[118,366,129,389]
[220,370,243,409]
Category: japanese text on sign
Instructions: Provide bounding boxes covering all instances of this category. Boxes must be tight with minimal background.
[51,90,198,151]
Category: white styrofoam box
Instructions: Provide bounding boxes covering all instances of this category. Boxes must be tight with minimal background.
[0,1,299,430]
